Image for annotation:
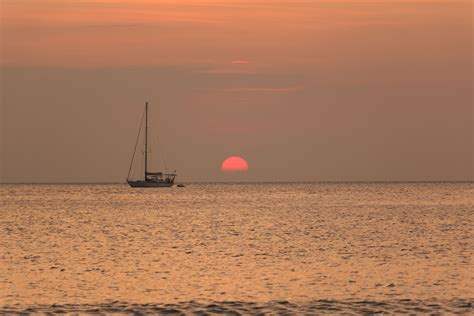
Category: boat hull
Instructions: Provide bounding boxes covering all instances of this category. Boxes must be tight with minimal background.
[127,180,174,188]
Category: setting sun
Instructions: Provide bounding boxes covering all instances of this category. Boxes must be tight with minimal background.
[221,156,248,172]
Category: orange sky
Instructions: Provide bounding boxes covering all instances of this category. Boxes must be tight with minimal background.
[1,0,472,182]
[3,0,471,69]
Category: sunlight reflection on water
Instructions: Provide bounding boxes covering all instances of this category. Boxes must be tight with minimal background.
[1,183,473,313]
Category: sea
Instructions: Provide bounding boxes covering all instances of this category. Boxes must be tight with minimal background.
[0,183,473,314]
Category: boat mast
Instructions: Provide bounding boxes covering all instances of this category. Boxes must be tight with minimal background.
[144,101,148,179]
[127,106,145,181]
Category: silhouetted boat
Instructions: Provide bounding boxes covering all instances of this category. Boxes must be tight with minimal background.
[127,102,176,187]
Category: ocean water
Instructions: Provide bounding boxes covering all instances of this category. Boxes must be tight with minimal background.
[0,183,473,314]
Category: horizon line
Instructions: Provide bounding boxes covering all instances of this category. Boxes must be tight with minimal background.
[1,180,472,185]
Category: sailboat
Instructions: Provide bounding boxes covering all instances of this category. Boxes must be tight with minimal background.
[127,102,177,187]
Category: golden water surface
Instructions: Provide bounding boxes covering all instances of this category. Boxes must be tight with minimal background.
[1,183,473,314]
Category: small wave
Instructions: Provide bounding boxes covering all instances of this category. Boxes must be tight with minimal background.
[1,299,472,315]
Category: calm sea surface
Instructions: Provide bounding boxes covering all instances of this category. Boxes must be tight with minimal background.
[1,183,473,314]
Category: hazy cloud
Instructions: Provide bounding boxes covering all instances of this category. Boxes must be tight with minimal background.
[231,60,250,64]
[222,87,301,93]
[203,69,257,75]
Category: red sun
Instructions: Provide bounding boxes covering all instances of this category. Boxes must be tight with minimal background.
[221,156,249,172]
